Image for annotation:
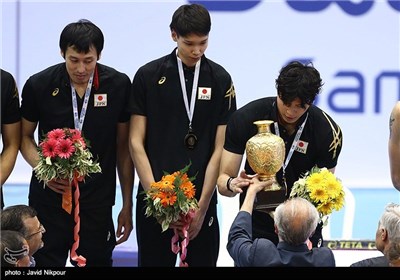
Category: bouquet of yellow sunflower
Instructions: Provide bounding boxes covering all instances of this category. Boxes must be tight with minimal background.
[289,165,345,225]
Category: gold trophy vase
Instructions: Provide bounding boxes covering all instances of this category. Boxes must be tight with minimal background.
[246,120,286,211]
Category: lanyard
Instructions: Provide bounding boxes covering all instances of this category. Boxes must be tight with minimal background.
[274,113,308,174]
[176,50,201,128]
[71,72,94,131]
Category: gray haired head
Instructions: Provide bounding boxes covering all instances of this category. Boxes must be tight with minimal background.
[274,197,320,246]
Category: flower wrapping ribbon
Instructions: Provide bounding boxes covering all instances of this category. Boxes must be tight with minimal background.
[62,187,72,214]
[171,209,195,267]
[69,175,86,267]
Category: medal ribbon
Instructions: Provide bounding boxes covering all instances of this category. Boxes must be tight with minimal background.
[177,50,200,129]
[71,72,94,131]
[274,113,308,193]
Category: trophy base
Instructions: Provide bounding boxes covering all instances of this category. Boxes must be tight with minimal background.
[263,181,282,191]
[254,184,287,213]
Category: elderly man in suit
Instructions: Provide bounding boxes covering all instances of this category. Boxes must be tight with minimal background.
[227,176,335,267]
[351,203,400,267]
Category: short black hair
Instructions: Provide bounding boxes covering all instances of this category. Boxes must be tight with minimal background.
[275,61,323,108]
[59,19,104,59]
[169,3,211,37]
[1,205,38,238]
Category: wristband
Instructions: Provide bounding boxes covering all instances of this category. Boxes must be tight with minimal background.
[227,177,234,192]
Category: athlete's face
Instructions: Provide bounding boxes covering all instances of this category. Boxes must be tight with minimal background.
[276,95,310,125]
[62,46,98,87]
[172,31,208,67]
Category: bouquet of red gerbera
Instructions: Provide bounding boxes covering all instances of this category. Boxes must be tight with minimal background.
[143,162,199,266]
[34,128,101,192]
[34,127,101,267]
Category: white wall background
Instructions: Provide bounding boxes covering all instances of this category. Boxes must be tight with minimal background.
[1,0,400,266]
[2,0,399,188]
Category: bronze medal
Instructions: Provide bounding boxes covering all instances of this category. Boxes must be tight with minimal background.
[184,129,197,149]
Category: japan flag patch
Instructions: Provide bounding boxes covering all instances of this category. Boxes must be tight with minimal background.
[198,87,211,100]
[94,94,107,107]
[295,140,309,154]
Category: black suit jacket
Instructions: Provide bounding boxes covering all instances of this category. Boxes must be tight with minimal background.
[227,211,336,267]
[350,256,389,267]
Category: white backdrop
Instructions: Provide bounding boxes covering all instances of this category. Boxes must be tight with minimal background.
[1,0,399,187]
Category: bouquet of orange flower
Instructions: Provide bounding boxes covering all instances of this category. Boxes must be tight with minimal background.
[143,162,199,232]
[289,165,345,225]
[143,162,199,267]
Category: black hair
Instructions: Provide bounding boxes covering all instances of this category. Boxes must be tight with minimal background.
[1,205,38,238]
[59,19,104,59]
[275,61,323,108]
[169,3,211,37]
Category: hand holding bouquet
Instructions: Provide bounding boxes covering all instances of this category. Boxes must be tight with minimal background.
[143,162,199,266]
[34,128,101,213]
[143,162,199,232]
[34,127,102,267]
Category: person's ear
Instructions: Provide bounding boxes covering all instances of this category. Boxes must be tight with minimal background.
[274,224,278,235]
[381,228,388,241]
[171,30,177,42]
[60,50,65,59]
